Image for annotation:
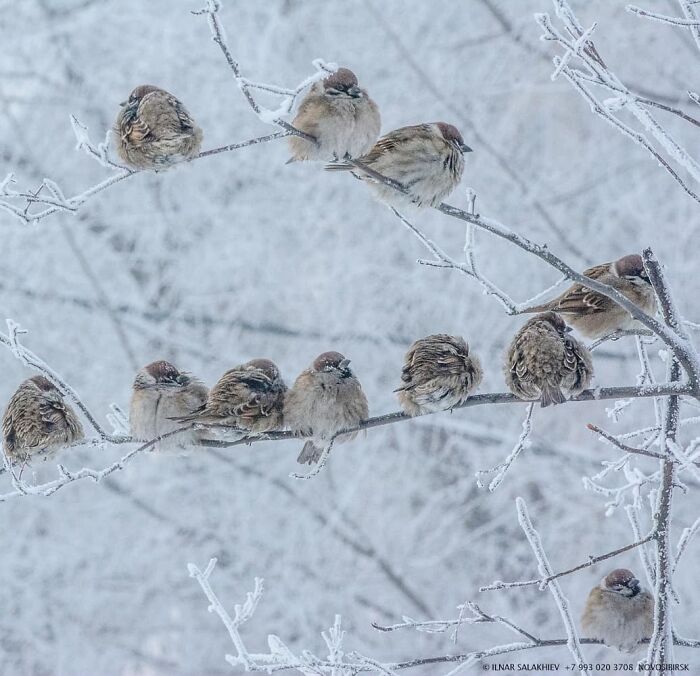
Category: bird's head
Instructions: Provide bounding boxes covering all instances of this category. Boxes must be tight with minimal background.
[312,351,352,377]
[134,360,188,389]
[323,68,363,99]
[245,359,280,381]
[602,568,641,598]
[614,254,650,284]
[121,84,160,107]
[528,311,572,335]
[436,122,472,153]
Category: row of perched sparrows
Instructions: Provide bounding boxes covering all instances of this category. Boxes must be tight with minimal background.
[114,68,471,207]
[1,253,656,465]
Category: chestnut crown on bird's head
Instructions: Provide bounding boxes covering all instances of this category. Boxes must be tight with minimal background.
[323,68,362,98]
[124,84,160,106]
[525,311,572,335]
[603,568,641,596]
[30,375,59,393]
[245,359,280,380]
[134,360,187,389]
[312,351,351,374]
[436,122,472,153]
[614,254,649,282]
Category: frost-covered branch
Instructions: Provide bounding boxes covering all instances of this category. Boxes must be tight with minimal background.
[480,531,656,592]
[0,118,293,225]
[475,402,534,491]
[628,1,700,53]
[0,319,127,442]
[515,498,589,673]
[198,383,691,452]
[188,558,698,674]
[192,0,326,136]
[0,425,193,501]
[537,1,700,204]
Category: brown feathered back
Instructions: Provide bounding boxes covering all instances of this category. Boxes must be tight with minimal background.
[3,377,84,460]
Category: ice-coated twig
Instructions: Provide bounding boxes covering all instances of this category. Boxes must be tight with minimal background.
[626,505,657,589]
[475,403,534,491]
[479,530,655,592]
[627,5,700,27]
[672,513,700,576]
[586,423,666,460]
[0,117,290,225]
[0,319,128,443]
[0,425,193,501]
[537,1,700,204]
[645,357,682,667]
[372,601,540,644]
[391,207,518,314]
[515,498,589,674]
[193,0,324,136]
[188,559,265,671]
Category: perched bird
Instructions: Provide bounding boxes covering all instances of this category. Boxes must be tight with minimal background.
[285,352,369,465]
[396,334,482,416]
[114,84,203,170]
[172,359,286,434]
[582,568,654,653]
[288,67,380,162]
[129,360,209,453]
[520,254,657,340]
[504,311,593,408]
[2,376,84,464]
[326,122,472,207]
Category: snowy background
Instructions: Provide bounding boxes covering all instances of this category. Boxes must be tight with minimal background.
[1,0,699,673]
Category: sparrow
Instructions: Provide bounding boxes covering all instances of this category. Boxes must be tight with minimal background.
[172,359,286,434]
[114,84,203,170]
[129,360,209,453]
[504,311,593,408]
[2,375,84,464]
[520,254,657,340]
[288,67,381,162]
[581,568,654,653]
[396,334,483,416]
[325,122,472,207]
[284,352,369,464]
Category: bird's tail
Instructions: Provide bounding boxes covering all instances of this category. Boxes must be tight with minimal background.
[515,302,552,315]
[167,413,197,422]
[167,403,207,423]
[323,162,353,171]
[540,384,566,408]
[297,440,323,465]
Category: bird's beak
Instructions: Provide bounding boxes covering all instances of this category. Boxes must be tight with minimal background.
[119,100,127,107]
[348,85,362,98]
[629,578,640,590]
[339,358,351,370]
[460,143,473,153]
[565,326,573,333]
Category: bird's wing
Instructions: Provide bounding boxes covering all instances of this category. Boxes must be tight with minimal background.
[360,124,432,164]
[545,263,615,315]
